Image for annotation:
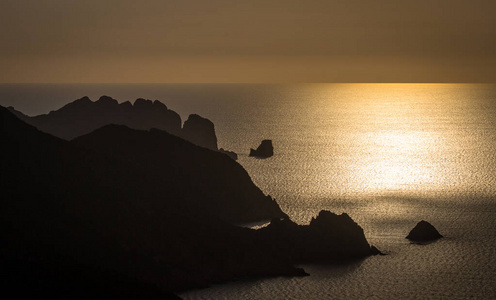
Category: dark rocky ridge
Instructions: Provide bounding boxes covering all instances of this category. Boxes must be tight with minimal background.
[8,96,181,140]
[1,106,380,297]
[72,124,285,223]
[258,211,377,262]
[8,96,237,158]
[250,139,274,157]
[406,220,443,242]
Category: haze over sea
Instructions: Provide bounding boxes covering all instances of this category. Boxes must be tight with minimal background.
[2,83,496,299]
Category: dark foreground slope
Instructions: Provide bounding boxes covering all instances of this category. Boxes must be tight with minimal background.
[1,106,180,298]
[0,105,296,294]
[72,124,285,223]
[1,106,378,297]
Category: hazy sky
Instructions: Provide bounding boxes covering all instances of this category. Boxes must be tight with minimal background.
[1,0,495,83]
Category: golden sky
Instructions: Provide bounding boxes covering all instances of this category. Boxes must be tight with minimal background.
[1,0,495,83]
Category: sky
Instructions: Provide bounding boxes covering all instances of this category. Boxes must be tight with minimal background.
[1,0,495,83]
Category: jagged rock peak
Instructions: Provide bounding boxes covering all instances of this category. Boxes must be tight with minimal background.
[8,96,184,140]
[134,98,154,108]
[262,210,378,259]
[61,96,92,108]
[184,114,214,125]
[75,96,92,103]
[54,96,93,114]
[96,95,118,105]
[152,100,167,109]
[309,211,355,227]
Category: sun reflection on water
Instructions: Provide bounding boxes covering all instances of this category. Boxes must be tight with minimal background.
[213,84,496,205]
[356,130,440,191]
[246,84,496,199]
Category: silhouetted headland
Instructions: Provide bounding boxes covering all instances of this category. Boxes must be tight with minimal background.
[72,124,284,223]
[259,211,379,261]
[8,95,237,159]
[249,139,274,157]
[1,105,380,297]
[8,96,180,138]
[406,220,443,242]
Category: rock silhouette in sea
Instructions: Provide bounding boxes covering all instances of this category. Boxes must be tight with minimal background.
[250,140,274,157]
[260,211,380,260]
[406,220,443,242]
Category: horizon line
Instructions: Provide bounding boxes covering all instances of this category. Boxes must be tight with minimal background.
[1,82,495,85]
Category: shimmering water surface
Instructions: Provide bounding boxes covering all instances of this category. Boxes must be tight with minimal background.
[2,84,496,299]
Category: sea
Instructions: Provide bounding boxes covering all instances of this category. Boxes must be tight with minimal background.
[2,83,496,299]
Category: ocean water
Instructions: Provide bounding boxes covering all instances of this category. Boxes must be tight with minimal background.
[2,83,496,299]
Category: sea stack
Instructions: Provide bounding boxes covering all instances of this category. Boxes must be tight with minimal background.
[250,140,274,157]
[181,114,218,150]
[406,220,443,242]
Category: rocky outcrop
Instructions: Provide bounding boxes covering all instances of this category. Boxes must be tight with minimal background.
[406,220,443,242]
[181,114,218,150]
[249,140,274,157]
[73,125,284,223]
[180,114,239,158]
[260,211,379,261]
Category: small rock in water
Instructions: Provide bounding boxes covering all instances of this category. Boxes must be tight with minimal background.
[249,140,273,157]
[406,220,443,242]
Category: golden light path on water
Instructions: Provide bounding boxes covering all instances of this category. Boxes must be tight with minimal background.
[322,85,491,195]
[340,88,446,193]
[334,84,495,197]
[226,83,496,217]
[356,130,438,191]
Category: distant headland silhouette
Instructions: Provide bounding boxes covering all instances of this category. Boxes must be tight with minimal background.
[8,95,238,159]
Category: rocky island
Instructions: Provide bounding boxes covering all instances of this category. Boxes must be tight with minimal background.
[406,220,443,242]
[250,139,274,157]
